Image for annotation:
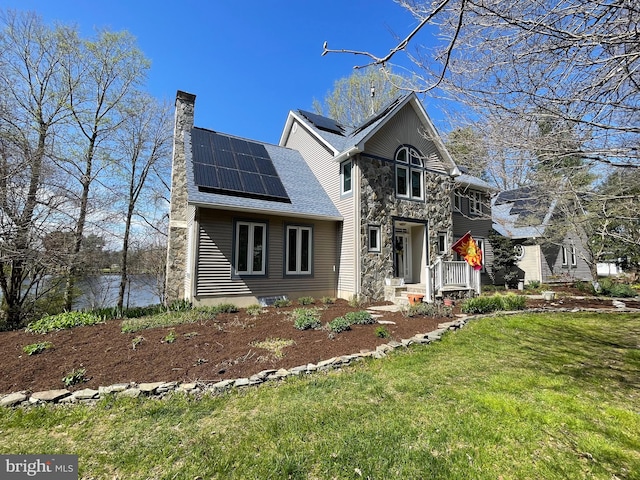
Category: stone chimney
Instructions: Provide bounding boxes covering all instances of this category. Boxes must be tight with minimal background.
[165,90,196,304]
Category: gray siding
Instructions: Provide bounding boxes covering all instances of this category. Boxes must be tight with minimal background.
[195,208,338,300]
[363,103,448,173]
[542,231,593,283]
[284,120,356,297]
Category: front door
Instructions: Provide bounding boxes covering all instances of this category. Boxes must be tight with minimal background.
[394,231,412,281]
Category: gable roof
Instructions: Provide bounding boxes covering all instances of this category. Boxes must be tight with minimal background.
[492,186,556,239]
[280,93,459,175]
[185,127,342,220]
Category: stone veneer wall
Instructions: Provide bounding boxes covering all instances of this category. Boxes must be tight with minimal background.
[359,156,455,300]
[165,91,196,304]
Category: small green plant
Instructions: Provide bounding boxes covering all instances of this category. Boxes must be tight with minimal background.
[26,311,103,334]
[292,308,321,330]
[163,330,176,344]
[250,338,294,359]
[321,296,335,304]
[168,299,192,312]
[246,304,264,316]
[344,310,375,325]
[297,296,315,305]
[375,326,390,338]
[131,335,145,350]
[348,295,366,308]
[327,316,351,333]
[273,298,292,308]
[501,293,527,310]
[526,280,541,290]
[598,278,637,298]
[22,341,53,355]
[62,368,87,387]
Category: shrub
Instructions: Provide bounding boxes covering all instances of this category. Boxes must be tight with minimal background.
[23,341,53,355]
[197,303,238,314]
[344,310,375,325]
[25,311,104,334]
[62,368,87,387]
[246,304,264,316]
[460,294,526,314]
[599,278,637,298]
[405,303,442,318]
[321,296,335,304]
[273,298,292,308]
[375,326,390,338]
[501,293,527,310]
[327,316,351,333]
[297,296,315,305]
[292,308,321,330]
[575,280,596,295]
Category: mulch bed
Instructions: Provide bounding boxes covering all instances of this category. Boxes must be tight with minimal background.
[1,294,638,395]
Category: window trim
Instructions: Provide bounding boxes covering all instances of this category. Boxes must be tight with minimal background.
[469,191,483,216]
[285,224,313,276]
[395,145,424,201]
[340,160,352,196]
[454,191,462,212]
[437,232,448,255]
[368,225,381,253]
[570,245,577,267]
[233,220,267,276]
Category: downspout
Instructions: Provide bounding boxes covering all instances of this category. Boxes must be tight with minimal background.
[353,154,362,299]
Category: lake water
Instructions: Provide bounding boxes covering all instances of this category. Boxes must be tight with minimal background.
[74,274,163,310]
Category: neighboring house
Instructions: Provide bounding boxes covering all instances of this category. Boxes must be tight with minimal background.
[451,167,496,285]
[492,186,593,285]
[166,91,491,306]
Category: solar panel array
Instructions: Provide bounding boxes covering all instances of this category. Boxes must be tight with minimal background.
[298,110,345,136]
[191,128,290,203]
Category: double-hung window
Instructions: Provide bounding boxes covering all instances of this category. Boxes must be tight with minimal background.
[340,160,352,195]
[469,191,483,215]
[234,221,266,275]
[286,225,312,275]
[395,146,423,200]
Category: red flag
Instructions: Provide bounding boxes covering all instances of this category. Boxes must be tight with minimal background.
[451,232,483,271]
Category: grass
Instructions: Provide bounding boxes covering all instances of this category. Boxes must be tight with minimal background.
[1,312,639,479]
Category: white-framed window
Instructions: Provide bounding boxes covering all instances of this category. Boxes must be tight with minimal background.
[561,246,568,266]
[234,221,266,275]
[469,191,483,215]
[395,146,423,200]
[570,245,577,266]
[286,225,312,275]
[454,191,462,211]
[476,238,486,272]
[340,160,352,195]
[514,244,525,260]
[368,225,381,253]
[437,232,448,255]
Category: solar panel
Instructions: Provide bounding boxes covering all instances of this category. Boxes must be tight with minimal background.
[298,110,345,136]
[191,128,290,203]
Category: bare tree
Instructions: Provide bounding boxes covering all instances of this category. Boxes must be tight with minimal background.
[323,0,639,269]
[59,29,150,310]
[111,93,172,312]
[312,66,411,126]
[0,11,74,328]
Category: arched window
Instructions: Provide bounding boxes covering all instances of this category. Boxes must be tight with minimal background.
[395,146,423,200]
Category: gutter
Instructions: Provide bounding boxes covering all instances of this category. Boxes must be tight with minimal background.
[333,145,361,163]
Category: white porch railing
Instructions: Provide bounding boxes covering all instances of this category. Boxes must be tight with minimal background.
[425,257,481,303]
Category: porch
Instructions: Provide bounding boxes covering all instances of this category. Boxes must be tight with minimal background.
[384,258,481,305]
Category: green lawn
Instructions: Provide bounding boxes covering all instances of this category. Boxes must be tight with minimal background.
[2,312,639,479]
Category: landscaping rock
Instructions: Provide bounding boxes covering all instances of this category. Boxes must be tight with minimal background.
[30,389,71,403]
[73,388,99,400]
[138,382,165,394]
[0,392,27,407]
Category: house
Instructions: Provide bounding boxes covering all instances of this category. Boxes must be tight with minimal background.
[450,167,496,285]
[166,91,491,306]
[492,186,594,285]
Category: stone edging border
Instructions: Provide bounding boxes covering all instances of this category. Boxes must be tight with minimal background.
[1,316,473,408]
[2,305,636,409]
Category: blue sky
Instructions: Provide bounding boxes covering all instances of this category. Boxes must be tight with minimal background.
[1,0,443,144]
